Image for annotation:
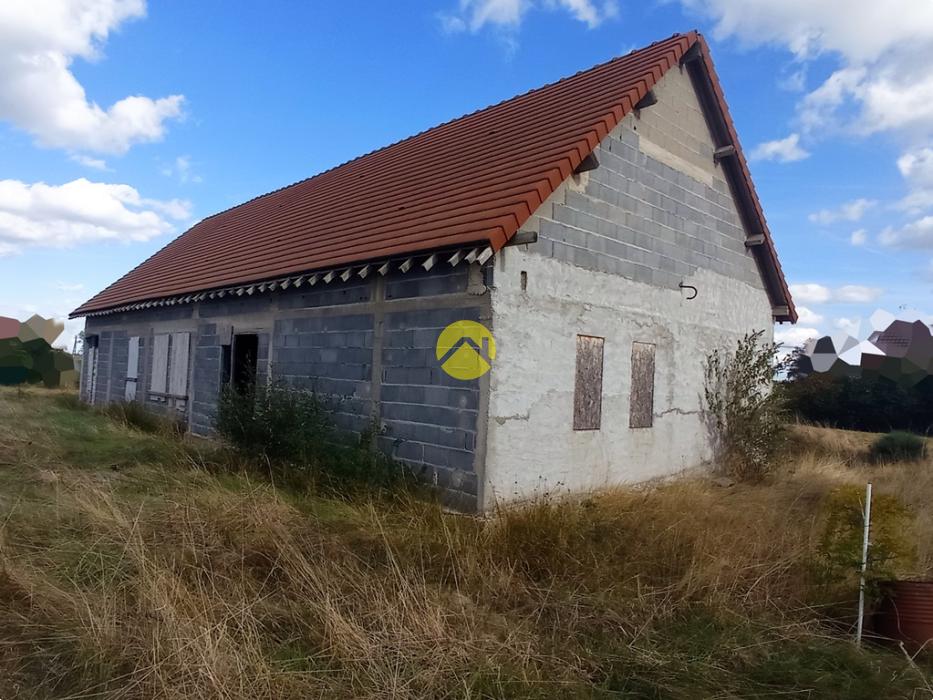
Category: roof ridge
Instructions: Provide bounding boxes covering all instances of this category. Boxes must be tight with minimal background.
[195,32,695,227]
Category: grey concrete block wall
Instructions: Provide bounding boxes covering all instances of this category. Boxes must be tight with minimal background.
[79,260,490,509]
[379,305,482,506]
[525,66,763,293]
[384,265,470,300]
[279,280,371,309]
[93,331,111,404]
[107,332,129,404]
[191,323,221,436]
[137,335,149,407]
[85,314,196,422]
[273,313,375,435]
[80,329,127,406]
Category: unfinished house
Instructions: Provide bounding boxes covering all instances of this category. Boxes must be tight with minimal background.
[72,32,796,510]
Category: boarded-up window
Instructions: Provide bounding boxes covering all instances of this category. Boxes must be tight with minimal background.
[169,332,190,396]
[84,335,99,404]
[149,332,190,397]
[573,335,604,431]
[150,334,169,393]
[125,336,140,401]
[629,342,656,429]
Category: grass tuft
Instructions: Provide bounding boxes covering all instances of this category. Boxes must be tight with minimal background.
[870,431,927,464]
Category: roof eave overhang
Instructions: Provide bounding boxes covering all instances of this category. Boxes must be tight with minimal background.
[683,35,797,324]
[70,242,495,319]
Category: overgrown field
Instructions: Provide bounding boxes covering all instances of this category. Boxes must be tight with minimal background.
[0,387,931,698]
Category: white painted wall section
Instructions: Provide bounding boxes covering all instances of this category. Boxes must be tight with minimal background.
[483,253,773,507]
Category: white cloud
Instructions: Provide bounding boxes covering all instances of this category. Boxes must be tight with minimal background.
[161,155,202,184]
[790,282,883,304]
[600,0,619,20]
[850,229,867,246]
[440,0,616,33]
[834,285,883,303]
[676,0,933,227]
[896,147,933,212]
[678,0,933,64]
[750,133,809,162]
[777,66,807,92]
[0,0,184,154]
[775,326,820,349]
[798,60,933,137]
[678,0,933,127]
[789,283,831,304]
[808,198,876,225]
[69,153,109,171]
[439,14,468,33]
[879,216,933,249]
[0,178,190,254]
[795,305,824,325]
[834,317,861,336]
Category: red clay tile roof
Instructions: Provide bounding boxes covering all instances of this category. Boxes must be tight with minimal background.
[73,31,795,322]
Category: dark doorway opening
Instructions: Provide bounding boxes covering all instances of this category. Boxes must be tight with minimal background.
[231,334,258,392]
[220,344,232,389]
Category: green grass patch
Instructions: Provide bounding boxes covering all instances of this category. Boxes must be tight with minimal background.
[871,431,927,464]
[1,387,180,470]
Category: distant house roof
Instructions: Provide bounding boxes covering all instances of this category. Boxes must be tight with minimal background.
[73,31,796,322]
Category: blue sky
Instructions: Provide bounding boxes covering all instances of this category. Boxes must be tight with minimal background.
[2,0,932,349]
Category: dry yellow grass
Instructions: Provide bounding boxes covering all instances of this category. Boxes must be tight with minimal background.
[788,423,933,574]
[0,388,930,698]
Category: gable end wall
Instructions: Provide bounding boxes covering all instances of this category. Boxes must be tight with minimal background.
[522,64,764,293]
[482,65,774,507]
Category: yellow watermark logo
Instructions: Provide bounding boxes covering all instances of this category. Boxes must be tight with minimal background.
[436,321,496,380]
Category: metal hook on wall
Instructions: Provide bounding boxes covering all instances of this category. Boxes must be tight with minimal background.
[679,283,698,300]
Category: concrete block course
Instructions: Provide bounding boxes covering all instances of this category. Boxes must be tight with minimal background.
[385,265,469,300]
[191,322,223,436]
[273,308,375,436]
[277,281,371,309]
[378,302,483,500]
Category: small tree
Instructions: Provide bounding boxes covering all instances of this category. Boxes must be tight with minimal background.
[704,330,787,481]
[817,485,913,601]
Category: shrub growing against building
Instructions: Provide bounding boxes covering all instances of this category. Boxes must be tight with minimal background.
[704,330,788,481]
[215,379,414,493]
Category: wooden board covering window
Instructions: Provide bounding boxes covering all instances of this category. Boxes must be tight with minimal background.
[629,342,656,429]
[168,332,190,397]
[573,335,604,431]
[125,336,140,401]
[150,334,169,394]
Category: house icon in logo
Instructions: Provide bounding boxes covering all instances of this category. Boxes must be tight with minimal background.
[435,321,496,380]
